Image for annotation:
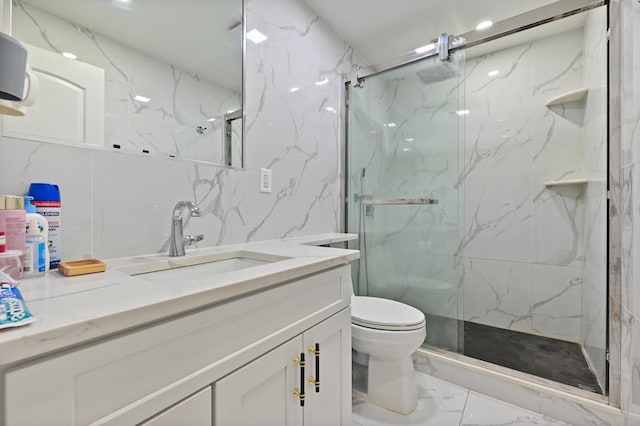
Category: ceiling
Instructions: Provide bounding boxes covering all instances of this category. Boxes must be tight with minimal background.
[302,0,559,64]
[20,0,583,89]
[21,0,242,92]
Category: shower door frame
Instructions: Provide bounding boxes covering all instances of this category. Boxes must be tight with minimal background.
[342,0,618,407]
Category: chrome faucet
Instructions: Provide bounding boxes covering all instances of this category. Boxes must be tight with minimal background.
[169,201,204,257]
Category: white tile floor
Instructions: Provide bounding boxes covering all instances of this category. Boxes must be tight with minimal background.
[352,372,570,426]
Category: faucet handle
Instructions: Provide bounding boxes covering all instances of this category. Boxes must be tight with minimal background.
[183,234,205,246]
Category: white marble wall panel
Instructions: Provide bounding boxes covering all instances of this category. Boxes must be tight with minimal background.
[617,0,640,419]
[0,137,93,260]
[12,1,241,162]
[531,264,582,341]
[460,29,597,344]
[0,0,358,260]
[463,257,533,333]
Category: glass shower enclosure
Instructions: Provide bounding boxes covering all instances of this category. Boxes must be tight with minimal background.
[347,51,465,352]
[346,3,608,396]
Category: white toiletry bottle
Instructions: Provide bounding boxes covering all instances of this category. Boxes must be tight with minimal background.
[24,196,49,271]
[24,217,46,278]
[28,183,61,269]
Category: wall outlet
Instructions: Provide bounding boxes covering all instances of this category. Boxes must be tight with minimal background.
[260,168,272,193]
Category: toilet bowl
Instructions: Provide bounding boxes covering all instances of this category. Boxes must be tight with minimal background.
[351,295,426,414]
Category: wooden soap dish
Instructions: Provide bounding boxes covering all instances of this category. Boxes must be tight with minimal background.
[58,259,107,276]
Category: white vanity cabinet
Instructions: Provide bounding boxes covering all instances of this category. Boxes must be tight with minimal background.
[140,387,212,426]
[215,309,351,426]
[3,265,352,426]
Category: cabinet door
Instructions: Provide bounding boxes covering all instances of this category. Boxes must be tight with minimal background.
[303,309,352,426]
[215,337,304,426]
[140,387,212,426]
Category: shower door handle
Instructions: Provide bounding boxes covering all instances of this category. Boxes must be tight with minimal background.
[362,197,439,205]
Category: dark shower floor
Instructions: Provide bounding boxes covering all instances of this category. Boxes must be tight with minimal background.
[461,321,603,394]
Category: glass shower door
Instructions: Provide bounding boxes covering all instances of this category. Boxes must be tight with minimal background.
[347,51,464,351]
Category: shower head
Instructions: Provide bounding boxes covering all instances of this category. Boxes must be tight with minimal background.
[415,61,459,85]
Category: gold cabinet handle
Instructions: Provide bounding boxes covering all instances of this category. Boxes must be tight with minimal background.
[293,353,306,406]
[308,343,320,392]
[293,388,306,403]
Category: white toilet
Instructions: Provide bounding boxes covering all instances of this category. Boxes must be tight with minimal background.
[351,295,426,414]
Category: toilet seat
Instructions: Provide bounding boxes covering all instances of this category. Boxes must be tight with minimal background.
[351,296,425,331]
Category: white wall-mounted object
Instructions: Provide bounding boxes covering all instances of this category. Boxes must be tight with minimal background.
[544,88,588,108]
[2,42,104,147]
[4,266,352,425]
[544,178,588,187]
[260,167,273,193]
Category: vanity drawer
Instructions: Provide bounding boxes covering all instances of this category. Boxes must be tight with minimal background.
[5,265,351,425]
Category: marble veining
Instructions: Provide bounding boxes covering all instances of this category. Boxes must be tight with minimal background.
[352,371,570,426]
[1,0,361,261]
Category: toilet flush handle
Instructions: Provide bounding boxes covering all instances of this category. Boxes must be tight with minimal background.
[308,343,320,392]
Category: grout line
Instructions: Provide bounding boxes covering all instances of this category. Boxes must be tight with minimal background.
[458,388,471,426]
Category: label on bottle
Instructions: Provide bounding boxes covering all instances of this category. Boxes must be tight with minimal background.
[24,240,46,275]
[32,202,61,269]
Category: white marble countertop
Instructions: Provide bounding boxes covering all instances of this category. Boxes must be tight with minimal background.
[0,233,358,366]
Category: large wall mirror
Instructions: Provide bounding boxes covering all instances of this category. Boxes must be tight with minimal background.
[7,0,244,167]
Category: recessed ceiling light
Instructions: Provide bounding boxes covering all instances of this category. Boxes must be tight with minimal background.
[402,148,411,152]
[134,95,150,103]
[246,29,268,44]
[456,109,470,116]
[476,21,493,31]
[488,70,500,77]
[325,106,336,113]
[62,52,77,60]
[315,78,329,86]
[415,43,436,54]
[290,87,300,92]
[405,138,414,142]
[207,118,216,122]
[385,122,397,128]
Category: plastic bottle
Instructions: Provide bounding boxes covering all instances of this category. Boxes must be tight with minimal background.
[24,196,50,271]
[28,183,61,269]
[23,217,45,278]
[0,196,26,253]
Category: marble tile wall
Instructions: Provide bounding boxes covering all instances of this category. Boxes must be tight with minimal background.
[11,0,242,164]
[461,26,609,345]
[0,0,357,259]
[614,0,640,421]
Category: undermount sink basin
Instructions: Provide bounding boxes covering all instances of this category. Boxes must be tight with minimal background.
[118,250,290,284]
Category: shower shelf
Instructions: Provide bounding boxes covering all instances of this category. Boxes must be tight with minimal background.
[545,88,588,107]
[544,178,588,187]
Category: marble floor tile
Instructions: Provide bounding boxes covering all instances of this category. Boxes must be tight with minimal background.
[353,372,570,426]
[352,374,468,425]
[461,391,570,426]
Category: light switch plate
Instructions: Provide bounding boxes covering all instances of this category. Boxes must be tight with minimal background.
[260,168,272,193]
